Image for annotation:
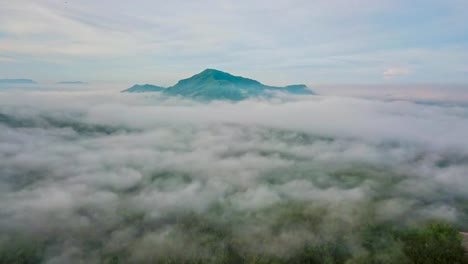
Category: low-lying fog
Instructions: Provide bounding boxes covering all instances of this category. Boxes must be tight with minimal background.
[0,87,467,263]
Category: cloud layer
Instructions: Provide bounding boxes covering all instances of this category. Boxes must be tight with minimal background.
[0,90,467,262]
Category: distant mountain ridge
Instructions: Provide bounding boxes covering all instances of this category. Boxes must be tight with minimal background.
[123,69,315,100]
[57,81,88,85]
[124,84,165,93]
[0,79,37,84]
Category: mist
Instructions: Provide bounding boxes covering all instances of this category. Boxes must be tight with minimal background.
[0,90,467,263]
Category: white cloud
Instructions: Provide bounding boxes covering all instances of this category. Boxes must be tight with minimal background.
[0,91,467,262]
[1,0,467,83]
[383,67,411,78]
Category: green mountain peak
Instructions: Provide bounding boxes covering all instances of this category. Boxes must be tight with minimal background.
[123,69,315,100]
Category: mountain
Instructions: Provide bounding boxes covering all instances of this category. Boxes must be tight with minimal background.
[123,84,165,93]
[123,69,315,100]
[282,85,313,95]
[0,79,37,84]
[57,81,88,85]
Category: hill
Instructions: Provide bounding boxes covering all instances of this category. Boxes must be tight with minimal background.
[0,79,37,84]
[123,69,314,100]
[123,84,166,93]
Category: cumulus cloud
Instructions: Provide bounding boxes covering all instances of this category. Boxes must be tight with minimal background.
[0,90,467,262]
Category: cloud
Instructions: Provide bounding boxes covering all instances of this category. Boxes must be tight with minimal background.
[310,83,468,103]
[1,1,468,83]
[383,67,410,78]
[0,90,467,262]
[0,56,16,63]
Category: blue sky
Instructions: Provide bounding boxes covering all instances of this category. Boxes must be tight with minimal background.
[0,0,467,85]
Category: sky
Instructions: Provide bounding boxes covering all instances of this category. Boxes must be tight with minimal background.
[0,0,467,85]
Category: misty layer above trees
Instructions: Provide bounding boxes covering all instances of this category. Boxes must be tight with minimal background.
[0,92,467,263]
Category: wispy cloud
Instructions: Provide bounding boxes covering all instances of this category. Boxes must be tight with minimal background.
[0,0,467,83]
[0,56,16,63]
[383,67,411,79]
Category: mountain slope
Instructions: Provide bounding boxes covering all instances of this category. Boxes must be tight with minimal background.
[164,69,266,100]
[124,69,315,100]
[122,84,165,93]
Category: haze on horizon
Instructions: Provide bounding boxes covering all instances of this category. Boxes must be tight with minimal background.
[1,0,468,85]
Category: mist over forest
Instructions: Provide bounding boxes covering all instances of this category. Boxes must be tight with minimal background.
[0,90,467,263]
